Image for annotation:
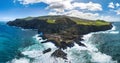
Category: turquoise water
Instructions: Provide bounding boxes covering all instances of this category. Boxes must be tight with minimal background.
[92,22,120,62]
[0,22,37,63]
[0,22,120,63]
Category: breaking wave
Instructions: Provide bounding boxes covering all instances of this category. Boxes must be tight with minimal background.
[95,24,119,34]
[7,24,119,63]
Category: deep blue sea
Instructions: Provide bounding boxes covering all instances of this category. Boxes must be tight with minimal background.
[0,21,120,63]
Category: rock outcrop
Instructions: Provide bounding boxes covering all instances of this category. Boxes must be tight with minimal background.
[43,48,51,54]
[7,15,112,59]
[7,15,112,49]
[51,49,67,59]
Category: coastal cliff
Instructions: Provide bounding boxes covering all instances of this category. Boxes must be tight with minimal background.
[7,15,112,59]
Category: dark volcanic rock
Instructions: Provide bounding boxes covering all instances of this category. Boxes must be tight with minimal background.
[7,15,112,49]
[51,49,67,59]
[43,48,51,54]
[7,15,113,60]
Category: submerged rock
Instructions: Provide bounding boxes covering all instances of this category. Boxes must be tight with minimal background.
[15,51,25,59]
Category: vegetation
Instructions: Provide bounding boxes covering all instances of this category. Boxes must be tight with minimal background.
[73,19,110,26]
[22,15,110,26]
[7,15,112,50]
[47,19,56,24]
[23,17,34,20]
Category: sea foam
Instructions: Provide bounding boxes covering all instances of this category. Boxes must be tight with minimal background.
[94,24,119,34]
[81,33,117,63]
[7,24,118,63]
[7,58,30,63]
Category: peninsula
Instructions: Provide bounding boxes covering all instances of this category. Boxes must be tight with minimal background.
[7,15,112,59]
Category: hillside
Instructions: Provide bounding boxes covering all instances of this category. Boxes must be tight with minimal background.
[7,15,112,49]
[23,15,110,26]
[7,15,113,59]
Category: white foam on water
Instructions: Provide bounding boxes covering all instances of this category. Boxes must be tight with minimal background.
[97,30,119,34]
[32,57,67,63]
[33,34,57,49]
[20,48,68,63]
[20,32,117,63]
[8,34,62,63]
[61,32,117,63]
[81,33,117,63]
[42,42,57,49]
[9,46,63,63]
[111,25,116,31]
[90,52,117,63]
[7,24,119,63]
[108,31,119,34]
[95,25,119,34]
[22,50,43,58]
[8,58,30,63]
[33,34,47,43]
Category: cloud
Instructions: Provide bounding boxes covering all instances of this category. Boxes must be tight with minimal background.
[16,0,43,4]
[15,0,120,21]
[47,1,102,12]
[17,0,73,12]
[46,3,65,12]
[0,17,15,21]
[108,2,120,15]
[16,0,72,5]
[17,0,102,12]
[115,9,120,15]
[48,10,119,21]
[49,10,99,20]
[110,9,120,15]
[108,2,120,8]
[63,10,99,20]
[73,2,102,11]
[108,2,115,8]
[46,0,73,12]
[116,3,120,7]
[99,16,117,21]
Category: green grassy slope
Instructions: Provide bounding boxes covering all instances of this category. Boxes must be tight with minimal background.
[22,15,110,26]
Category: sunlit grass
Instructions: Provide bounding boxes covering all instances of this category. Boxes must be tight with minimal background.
[74,20,110,26]
[23,17,34,20]
[23,16,111,26]
[47,19,56,24]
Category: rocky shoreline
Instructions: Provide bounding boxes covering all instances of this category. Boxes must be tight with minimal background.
[7,15,112,59]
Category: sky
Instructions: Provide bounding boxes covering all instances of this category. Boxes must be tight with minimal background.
[0,0,120,21]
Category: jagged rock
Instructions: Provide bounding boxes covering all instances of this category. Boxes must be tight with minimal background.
[66,41,74,48]
[51,49,67,59]
[43,48,51,54]
[75,41,86,47]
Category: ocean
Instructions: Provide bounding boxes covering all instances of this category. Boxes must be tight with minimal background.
[0,22,120,63]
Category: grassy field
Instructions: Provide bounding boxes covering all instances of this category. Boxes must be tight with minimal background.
[47,19,56,24]
[23,15,111,26]
[74,20,110,26]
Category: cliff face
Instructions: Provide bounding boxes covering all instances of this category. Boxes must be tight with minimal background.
[7,16,112,34]
[7,15,112,49]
